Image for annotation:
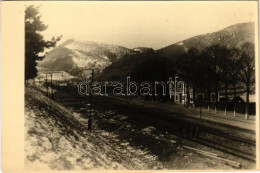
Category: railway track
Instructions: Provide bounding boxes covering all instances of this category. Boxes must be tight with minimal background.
[50,85,256,166]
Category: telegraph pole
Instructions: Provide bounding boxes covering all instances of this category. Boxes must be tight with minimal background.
[82,68,94,132]
[46,73,48,96]
[88,69,94,131]
[51,73,53,99]
[46,72,63,99]
[199,87,203,123]
[183,82,185,107]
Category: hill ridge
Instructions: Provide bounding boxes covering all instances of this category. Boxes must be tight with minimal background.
[98,22,255,81]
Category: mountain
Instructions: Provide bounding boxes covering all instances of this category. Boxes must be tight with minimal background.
[159,22,254,59]
[38,39,134,74]
[97,52,158,81]
[98,22,255,81]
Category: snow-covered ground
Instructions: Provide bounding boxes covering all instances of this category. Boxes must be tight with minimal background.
[70,49,111,69]
[64,40,130,70]
[25,86,235,170]
[25,87,163,170]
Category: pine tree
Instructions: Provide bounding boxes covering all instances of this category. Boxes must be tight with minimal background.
[25,5,61,82]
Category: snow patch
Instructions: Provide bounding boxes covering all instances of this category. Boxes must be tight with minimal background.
[141,126,156,135]
[25,89,163,170]
[177,42,184,46]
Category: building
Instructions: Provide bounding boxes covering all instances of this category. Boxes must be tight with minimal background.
[168,76,256,115]
[169,77,220,105]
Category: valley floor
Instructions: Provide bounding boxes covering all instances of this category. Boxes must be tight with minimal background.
[25,85,254,170]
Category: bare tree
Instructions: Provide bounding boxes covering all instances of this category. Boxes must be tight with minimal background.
[229,48,241,116]
[175,48,201,107]
[239,42,255,119]
[217,48,232,115]
[204,45,225,113]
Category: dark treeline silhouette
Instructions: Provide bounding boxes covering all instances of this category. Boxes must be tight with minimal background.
[132,53,175,101]
[177,43,255,119]
[131,43,255,119]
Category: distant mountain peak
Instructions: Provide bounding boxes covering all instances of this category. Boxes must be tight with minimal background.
[38,39,134,76]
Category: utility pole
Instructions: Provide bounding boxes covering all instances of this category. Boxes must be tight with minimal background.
[51,73,53,99]
[199,87,203,123]
[82,68,94,132]
[130,54,133,102]
[183,82,185,107]
[46,72,63,99]
[199,98,202,122]
[88,69,94,132]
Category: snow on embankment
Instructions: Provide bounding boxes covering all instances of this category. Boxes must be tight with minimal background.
[25,86,162,170]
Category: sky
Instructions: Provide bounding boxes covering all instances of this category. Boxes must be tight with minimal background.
[30,1,257,49]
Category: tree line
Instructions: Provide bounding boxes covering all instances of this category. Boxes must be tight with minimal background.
[178,43,254,119]
[132,43,255,119]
